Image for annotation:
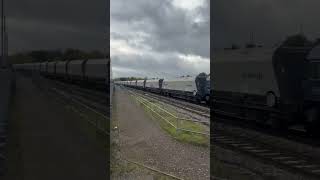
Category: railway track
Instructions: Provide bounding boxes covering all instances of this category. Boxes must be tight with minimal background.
[213,104,320,179]
[123,85,210,119]
[50,80,109,115]
[40,79,320,179]
[33,76,110,135]
[0,122,7,176]
[123,84,209,108]
[213,104,320,148]
[0,70,14,177]
[212,126,320,179]
[31,77,320,179]
[112,87,210,180]
[122,158,184,180]
[210,95,320,178]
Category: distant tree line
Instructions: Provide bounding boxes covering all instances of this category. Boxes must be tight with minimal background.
[280,34,314,47]
[114,75,195,81]
[114,77,145,81]
[9,48,108,64]
[225,33,320,50]
[179,75,191,78]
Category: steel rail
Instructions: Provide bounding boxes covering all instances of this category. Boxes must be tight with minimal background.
[50,87,109,135]
[130,89,205,122]
[212,128,320,180]
[127,86,210,115]
[128,89,209,136]
[123,158,185,180]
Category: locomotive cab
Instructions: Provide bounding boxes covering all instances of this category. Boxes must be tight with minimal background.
[274,44,320,133]
[143,79,146,88]
[300,45,320,133]
[273,46,311,107]
[159,78,164,89]
[195,72,210,103]
[303,45,320,101]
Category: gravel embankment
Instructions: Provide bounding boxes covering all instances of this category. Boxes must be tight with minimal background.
[114,86,209,180]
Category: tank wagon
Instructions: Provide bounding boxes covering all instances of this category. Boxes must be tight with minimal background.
[116,73,210,104]
[212,44,320,134]
[13,58,110,90]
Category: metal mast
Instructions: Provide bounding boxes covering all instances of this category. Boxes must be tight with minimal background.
[4,15,7,60]
[1,0,5,68]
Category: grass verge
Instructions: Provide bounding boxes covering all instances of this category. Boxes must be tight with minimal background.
[130,93,209,147]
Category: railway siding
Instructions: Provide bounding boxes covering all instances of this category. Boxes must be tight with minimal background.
[111,105,180,180]
[113,85,210,179]
[126,86,210,124]
[128,89,209,146]
[0,69,14,177]
[4,74,107,180]
[214,145,320,180]
[212,124,320,180]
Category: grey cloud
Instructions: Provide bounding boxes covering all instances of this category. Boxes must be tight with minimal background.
[112,53,208,79]
[111,0,209,78]
[111,0,209,58]
[7,0,109,53]
[212,0,320,49]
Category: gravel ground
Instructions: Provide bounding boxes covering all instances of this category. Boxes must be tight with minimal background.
[4,74,107,180]
[114,86,209,180]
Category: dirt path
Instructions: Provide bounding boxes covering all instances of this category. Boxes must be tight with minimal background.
[4,75,107,180]
[114,86,209,180]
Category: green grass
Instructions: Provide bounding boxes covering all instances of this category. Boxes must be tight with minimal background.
[131,94,209,147]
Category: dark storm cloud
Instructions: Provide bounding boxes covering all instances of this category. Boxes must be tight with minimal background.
[112,52,208,78]
[112,0,209,57]
[111,0,210,78]
[7,0,108,53]
[212,0,320,49]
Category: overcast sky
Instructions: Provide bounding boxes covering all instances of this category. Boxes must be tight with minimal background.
[212,0,320,49]
[111,0,210,79]
[6,0,108,54]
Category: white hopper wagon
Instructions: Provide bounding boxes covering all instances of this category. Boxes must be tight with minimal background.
[212,45,320,134]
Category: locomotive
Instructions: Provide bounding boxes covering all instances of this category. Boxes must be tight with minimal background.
[116,73,211,104]
[212,42,320,134]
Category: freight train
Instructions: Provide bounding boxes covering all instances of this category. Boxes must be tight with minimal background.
[13,59,110,90]
[116,73,211,104]
[212,42,320,135]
